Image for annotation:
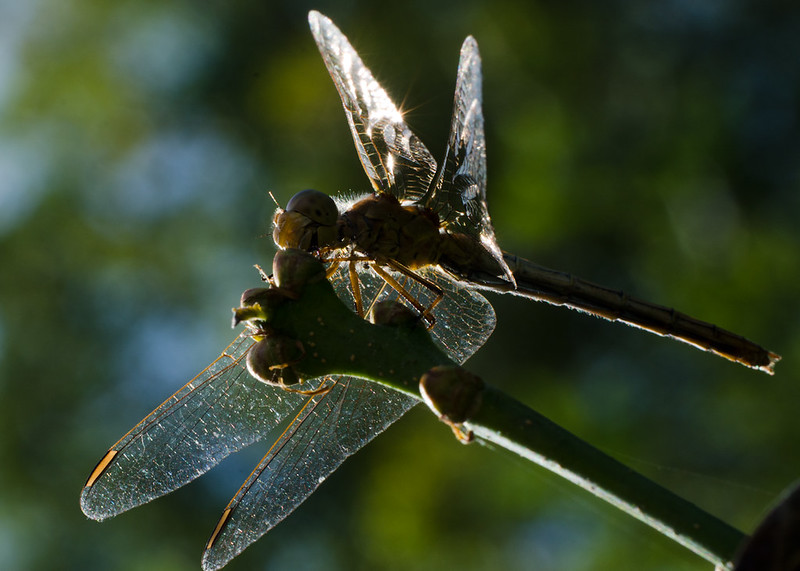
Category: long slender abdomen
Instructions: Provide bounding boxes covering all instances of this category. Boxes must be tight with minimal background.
[458,252,780,374]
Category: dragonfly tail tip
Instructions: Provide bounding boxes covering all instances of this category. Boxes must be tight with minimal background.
[763,351,781,375]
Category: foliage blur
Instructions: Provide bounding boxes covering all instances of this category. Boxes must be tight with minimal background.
[1,0,798,569]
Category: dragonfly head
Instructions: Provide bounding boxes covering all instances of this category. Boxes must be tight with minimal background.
[272,189,340,252]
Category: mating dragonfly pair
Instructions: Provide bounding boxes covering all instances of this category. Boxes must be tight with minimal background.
[81,10,780,570]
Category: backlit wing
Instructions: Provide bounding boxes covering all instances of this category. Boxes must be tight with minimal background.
[427,37,514,283]
[309,11,437,202]
[327,262,496,366]
[202,376,417,570]
[81,333,307,519]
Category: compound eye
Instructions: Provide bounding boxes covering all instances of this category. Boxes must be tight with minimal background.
[285,189,338,226]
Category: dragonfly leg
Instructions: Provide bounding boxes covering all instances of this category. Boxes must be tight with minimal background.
[323,260,340,279]
[384,260,444,328]
[254,264,274,285]
[320,253,373,317]
[325,253,393,320]
[363,278,389,319]
[319,253,443,330]
[446,422,474,443]
[281,378,333,397]
[268,360,332,396]
[370,262,443,330]
[348,260,365,317]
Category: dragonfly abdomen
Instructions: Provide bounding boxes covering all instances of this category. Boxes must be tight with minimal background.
[508,254,779,373]
[456,252,779,374]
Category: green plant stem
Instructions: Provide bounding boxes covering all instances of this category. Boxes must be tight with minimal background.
[464,384,746,569]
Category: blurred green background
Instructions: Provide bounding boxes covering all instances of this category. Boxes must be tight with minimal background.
[1,0,798,569]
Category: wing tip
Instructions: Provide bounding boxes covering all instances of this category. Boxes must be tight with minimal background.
[307,10,325,37]
[308,10,322,25]
[461,36,480,60]
[80,448,120,521]
[80,485,113,522]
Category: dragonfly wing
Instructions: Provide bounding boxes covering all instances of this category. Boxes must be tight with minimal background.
[422,269,496,364]
[201,376,417,571]
[428,37,513,283]
[327,263,496,364]
[308,11,437,202]
[81,332,307,520]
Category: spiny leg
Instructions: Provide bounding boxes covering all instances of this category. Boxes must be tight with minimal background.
[254,264,274,285]
[282,378,333,397]
[369,264,427,324]
[320,254,370,317]
[369,262,443,329]
[323,260,339,280]
[324,255,396,318]
[348,259,365,318]
[363,279,389,319]
[384,259,444,327]
[321,253,443,328]
[265,364,333,396]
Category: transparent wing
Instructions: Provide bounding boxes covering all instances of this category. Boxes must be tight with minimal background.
[81,332,307,520]
[201,261,496,567]
[426,37,513,283]
[202,376,417,571]
[201,259,485,569]
[327,262,496,364]
[308,11,437,202]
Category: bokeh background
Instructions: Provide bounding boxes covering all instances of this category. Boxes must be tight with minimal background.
[1,1,799,569]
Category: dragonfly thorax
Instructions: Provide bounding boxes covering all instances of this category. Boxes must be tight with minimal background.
[342,193,443,270]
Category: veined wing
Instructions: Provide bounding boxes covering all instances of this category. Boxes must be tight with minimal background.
[427,37,514,284]
[81,332,307,519]
[202,376,417,571]
[308,11,437,202]
[200,254,497,569]
[327,262,496,365]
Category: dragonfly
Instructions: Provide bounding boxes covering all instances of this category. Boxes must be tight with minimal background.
[81,10,779,571]
[81,16,498,571]
[274,13,780,375]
